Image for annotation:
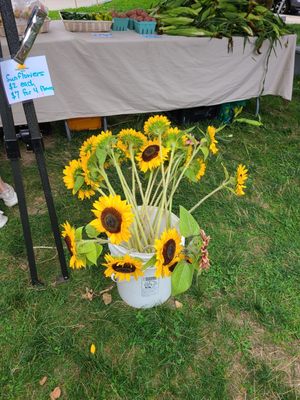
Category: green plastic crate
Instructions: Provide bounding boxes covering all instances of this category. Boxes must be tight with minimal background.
[112,17,129,31]
[128,18,135,30]
[134,21,157,35]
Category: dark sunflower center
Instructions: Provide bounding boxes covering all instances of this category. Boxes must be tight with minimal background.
[101,208,122,233]
[112,263,136,273]
[142,145,160,162]
[64,236,73,255]
[162,239,176,265]
[168,261,178,273]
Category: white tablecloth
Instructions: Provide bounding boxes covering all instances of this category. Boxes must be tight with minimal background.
[0,21,296,125]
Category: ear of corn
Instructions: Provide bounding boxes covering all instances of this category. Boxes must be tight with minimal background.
[151,0,293,53]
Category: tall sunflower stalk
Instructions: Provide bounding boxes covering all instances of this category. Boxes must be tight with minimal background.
[62,115,249,295]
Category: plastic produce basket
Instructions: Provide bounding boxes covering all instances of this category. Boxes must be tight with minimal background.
[112,17,129,31]
[128,18,135,30]
[134,21,156,35]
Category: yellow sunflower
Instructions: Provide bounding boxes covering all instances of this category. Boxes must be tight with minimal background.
[154,228,183,278]
[136,139,169,172]
[90,195,134,244]
[196,159,206,181]
[63,159,81,191]
[163,127,186,148]
[236,164,248,196]
[116,129,147,158]
[79,135,98,158]
[163,127,180,138]
[184,145,193,167]
[144,115,171,137]
[95,130,113,148]
[61,221,86,269]
[77,186,96,201]
[63,159,95,200]
[103,254,144,282]
[207,125,218,155]
[81,153,102,188]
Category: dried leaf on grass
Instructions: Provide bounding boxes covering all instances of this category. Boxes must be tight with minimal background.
[82,287,94,301]
[99,285,114,295]
[102,293,112,305]
[166,298,184,309]
[50,386,61,400]
[82,285,114,302]
[39,376,47,386]
[175,300,183,309]
[20,263,29,272]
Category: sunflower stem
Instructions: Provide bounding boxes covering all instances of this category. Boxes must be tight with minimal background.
[79,238,109,245]
[150,154,182,208]
[189,180,230,214]
[131,164,136,202]
[144,170,154,206]
[129,147,156,245]
[153,142,175,240]
[99,167,116,196]
[140,170,156,242]
[110,154,143,223]
[129,147,146,203]
[167,144,204,208]
[109,151,147,251]
[149,158,182,235]
[152,135,167,241]
[96,187,108,197]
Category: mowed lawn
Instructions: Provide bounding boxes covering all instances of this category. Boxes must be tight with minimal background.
[0,80,299,399]
[0,1,300,397]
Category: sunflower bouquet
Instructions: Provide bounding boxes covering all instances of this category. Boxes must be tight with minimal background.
[62,115,248,299]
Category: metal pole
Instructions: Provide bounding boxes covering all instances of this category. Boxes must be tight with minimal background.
[0,46,41,285]
[0,0,69,282]
[23,104,69,280]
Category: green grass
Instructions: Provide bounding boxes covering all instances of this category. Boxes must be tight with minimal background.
[49,0,153,20]
[0,4,299,399]
[289,24,300,44]
[0,79,300,399]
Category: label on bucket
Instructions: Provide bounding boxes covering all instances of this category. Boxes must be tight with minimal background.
[141,277,159,297]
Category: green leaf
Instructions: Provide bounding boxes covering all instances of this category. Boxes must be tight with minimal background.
[234,118,263,127]
[184,166,198,183]
[77,242,96,255]
[85,258,92,267]
[182,126,195,134]
[95,244,103,259]
[86,224,99,239]
[142,255,156,271]
[96,147,107,166]
[73,175,84,194]
[179,206,200,237]
[200,146,209,160]
[171,260,194,296]
[75,227,84,241]
[222,163,229,180]
[86,243,99,265]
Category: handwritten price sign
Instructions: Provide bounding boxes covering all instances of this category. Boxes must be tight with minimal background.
[0,56,54,105]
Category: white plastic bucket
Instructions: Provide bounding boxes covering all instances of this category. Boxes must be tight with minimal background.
[108,207,181,309]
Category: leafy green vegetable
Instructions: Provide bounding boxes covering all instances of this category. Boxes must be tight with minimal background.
[151,0,291,53]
